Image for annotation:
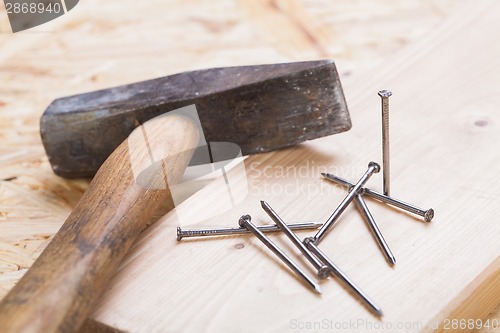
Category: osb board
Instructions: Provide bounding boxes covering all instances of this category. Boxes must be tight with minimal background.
[0,0,498,332]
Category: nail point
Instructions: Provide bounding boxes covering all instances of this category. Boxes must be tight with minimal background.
[389,256,396,266]
[314,284,322,294]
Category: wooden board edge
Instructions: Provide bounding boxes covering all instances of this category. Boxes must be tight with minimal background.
[426,257,500,333]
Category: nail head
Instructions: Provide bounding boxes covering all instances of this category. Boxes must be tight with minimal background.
[378,90,392,98]
[238,215,251,227]
[368,161,381,173]
[424,209,434,222]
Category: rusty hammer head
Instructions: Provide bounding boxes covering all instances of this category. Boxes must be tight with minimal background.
[40,60,351,178]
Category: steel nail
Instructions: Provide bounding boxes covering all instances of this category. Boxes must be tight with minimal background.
[314,162,380,244]
[238,215,321,294]
[321,173,434,222]
[304,237,383,317]
[378,89,392,196]
[176,221,323,241]
[260,201,332,279]
[355,194,396,266]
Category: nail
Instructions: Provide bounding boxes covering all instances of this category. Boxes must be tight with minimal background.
[260,201,332,279]
[355,194,396,266]
[304,237,383,317]
[378,90,392,196]
[314,162,380,244]
[238,215,321,294]
[321,173,434,222]
[176,221,323,241]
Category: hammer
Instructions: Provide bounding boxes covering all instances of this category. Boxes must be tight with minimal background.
[0,60,351,332]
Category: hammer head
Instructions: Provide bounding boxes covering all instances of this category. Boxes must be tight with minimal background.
[41,60,351,178]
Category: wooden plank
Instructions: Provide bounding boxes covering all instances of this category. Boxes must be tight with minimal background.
[1,0,498,331]
[86,1,500,332]
[0,0,464,293]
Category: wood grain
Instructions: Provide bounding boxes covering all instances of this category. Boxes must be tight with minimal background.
[0,0,498,332]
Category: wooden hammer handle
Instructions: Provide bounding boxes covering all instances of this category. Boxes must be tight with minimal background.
[0,115,199,333]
